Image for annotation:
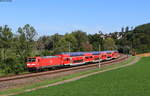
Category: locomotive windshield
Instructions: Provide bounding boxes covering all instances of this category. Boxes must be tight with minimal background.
[26,58,36,62]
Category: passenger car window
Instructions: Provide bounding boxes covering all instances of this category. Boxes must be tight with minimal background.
[65,58,70,61]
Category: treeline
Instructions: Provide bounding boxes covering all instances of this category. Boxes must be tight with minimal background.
[113,23,150,54]
[0,23,150,74]
[37,31,117,55]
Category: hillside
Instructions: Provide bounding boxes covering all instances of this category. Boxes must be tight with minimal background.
[116,23,150,54]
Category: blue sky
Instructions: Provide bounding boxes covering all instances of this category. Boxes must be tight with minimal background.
[0,0,150,36]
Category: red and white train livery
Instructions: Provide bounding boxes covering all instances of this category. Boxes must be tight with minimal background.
[26,51,119,70]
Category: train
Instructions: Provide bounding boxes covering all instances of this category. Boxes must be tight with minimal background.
[26,51,120,71]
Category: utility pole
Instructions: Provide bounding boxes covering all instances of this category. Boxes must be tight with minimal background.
[53,40,54,51]
[98,44,101,68]
[69,42,71,54]
[98,31,102,68]
[69,42,72,65]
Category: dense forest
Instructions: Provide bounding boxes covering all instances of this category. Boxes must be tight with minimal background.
[0,23,150,74]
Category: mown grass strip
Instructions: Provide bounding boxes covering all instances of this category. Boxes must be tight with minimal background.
[0,56,135,95]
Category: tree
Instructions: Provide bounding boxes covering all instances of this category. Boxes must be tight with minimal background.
[88,33,103,51]
[56,33,77,53]
[71,30,89,51]
[116,23,150,54]
[125,26,129,32]
[81,41,93,51]
[15,24,37,57]
[36,33,63,55]
[0,25,22,74]
[103,37,117,50]
[121,27,124,32]
[12,24,37,73]
[0,25,13,64]
[36,36,51,50]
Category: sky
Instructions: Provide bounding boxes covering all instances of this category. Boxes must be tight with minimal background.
[0,0,150,36]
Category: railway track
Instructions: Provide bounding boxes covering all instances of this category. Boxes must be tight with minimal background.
[0,54,128,82]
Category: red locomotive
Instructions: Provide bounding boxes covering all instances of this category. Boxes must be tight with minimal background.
[26,51,119,71]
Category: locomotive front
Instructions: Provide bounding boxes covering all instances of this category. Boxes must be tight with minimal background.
[26,57,40,70]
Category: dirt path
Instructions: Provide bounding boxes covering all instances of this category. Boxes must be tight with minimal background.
[6,56,140,96]
[136,53,150,57]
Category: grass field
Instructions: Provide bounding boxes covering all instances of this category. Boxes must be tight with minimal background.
[13,57,150,96]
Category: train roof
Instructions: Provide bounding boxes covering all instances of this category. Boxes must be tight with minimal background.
[41,56,59,58]
[57,50,118,56]
[89,51,101,55]
[58,51,103,56]
[58,52,84,56]
[101,50,118,53]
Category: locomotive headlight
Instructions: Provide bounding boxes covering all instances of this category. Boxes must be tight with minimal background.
[27,64,36,65]
[27,64,30,66]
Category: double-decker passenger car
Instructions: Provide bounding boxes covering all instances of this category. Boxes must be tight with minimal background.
[91,51,102,62]
[84,52,94,63]
[56,52,85,66]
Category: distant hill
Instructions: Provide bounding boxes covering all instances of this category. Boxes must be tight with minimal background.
[132,23,150,53]
[117,23,150,54]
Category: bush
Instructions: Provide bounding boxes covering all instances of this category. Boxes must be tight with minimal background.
[0,58,25,75]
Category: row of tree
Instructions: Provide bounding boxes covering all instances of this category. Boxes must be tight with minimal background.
[111,23,150,54]
[36,31,117,55]
[0,23,150,74]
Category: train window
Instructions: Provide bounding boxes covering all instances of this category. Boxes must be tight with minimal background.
[102,55,106,57]
[27,58,36,62]
[85,57,89,59]
[67,58,70,61]
[73,59,83,63]
[95,58,99,60]
[65,58,70,61]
